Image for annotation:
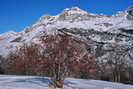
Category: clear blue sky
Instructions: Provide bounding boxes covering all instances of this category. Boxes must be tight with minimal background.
[0,0,132,33]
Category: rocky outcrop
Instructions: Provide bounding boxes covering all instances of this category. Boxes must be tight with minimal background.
[127,6,133,20]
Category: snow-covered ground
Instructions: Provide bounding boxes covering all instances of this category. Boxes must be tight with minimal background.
[0,75,133,89]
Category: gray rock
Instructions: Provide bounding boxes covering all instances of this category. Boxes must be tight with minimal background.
[127,6,133,20]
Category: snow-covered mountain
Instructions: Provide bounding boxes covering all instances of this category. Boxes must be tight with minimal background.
[0,6,133,58]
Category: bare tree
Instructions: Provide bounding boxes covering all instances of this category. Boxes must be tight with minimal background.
[41,32,95,88]
[5,44,45,75]
[97,45,132,82]
[0,55,5,74]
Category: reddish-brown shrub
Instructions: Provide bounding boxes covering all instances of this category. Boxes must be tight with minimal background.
[41,33,97,88]
[5,32,97,88]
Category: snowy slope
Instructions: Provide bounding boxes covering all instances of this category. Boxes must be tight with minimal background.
[0,75,133,89]
[0,31,22,56]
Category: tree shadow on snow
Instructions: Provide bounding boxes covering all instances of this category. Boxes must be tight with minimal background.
[12,77,50,87]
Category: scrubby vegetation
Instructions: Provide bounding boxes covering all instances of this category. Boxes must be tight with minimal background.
[3,33,96,88]
[0,33,133,87]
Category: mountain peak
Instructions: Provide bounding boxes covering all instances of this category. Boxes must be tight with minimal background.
[64,6,82,11]
[62,6,88,15]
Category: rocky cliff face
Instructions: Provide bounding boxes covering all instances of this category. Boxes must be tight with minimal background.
[0,6,133,60]
[127,6,133,20]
